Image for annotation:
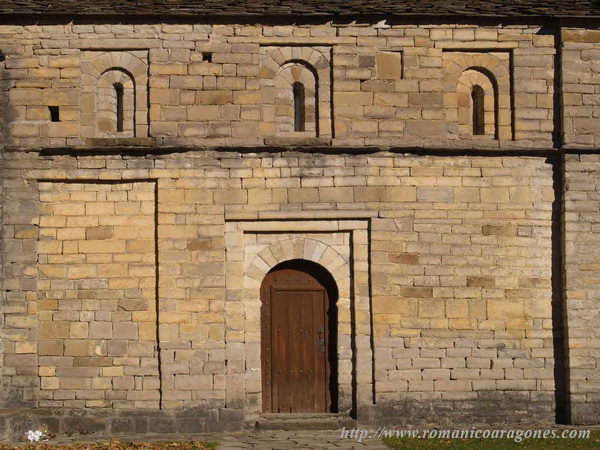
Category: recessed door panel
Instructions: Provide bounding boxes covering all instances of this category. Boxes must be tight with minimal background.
[261,268,329,413]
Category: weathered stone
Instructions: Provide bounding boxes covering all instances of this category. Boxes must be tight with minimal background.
[0,17,597,436]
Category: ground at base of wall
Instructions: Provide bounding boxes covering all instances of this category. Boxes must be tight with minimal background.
[2,429,600,450]
[3,404,598,445]
[0,441,218,450]
[383,430,600,450]
[2,431,388,450]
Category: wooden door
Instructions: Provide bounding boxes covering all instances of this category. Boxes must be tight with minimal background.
[261,268,329,413]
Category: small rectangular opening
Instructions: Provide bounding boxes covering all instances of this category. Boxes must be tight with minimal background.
[114,83,124,132]
[202,52,213,63]
[48,106,60,122]
[293,82,306,132]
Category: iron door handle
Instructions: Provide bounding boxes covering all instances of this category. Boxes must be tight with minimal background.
[316,327,325,352]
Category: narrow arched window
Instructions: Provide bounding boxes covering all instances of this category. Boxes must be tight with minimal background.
[472,85,485,135]
[114,82,124,132]
[293,82,305,132]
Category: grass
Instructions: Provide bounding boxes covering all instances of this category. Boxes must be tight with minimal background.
[0,442,218,450]
[383,430,600,449]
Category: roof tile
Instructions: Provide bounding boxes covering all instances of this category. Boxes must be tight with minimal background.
[0,0,598,17]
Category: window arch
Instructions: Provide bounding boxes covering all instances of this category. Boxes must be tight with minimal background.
[260,46,333,139]
[96,68,135,137]
[456,68,498,139]
[80,50,149,139]
[274,61,318,137]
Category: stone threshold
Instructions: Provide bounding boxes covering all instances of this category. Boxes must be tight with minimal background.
[256,413,356,430]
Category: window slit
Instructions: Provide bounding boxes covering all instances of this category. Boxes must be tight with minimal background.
[114,82,124,132]
[472,85,485,135]
[293,82,305,132]
[48,106,60,122]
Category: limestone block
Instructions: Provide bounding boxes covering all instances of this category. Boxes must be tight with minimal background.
[376,51,403,80]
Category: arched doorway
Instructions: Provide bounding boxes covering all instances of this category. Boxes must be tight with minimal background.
[260,259,338,413]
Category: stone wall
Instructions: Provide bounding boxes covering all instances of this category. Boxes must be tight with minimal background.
[563,29,600,148]
[369,155,556,423]
[37,181,158,409]
[0,150,559,427]
[0,406,234,443]
[560,27,600,424]
[564,154,600,424]
[0,23,557,149]
[0,17,599,439]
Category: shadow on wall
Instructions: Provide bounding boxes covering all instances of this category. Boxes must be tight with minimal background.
[0,48,5,407]
[0,48,5,408]
[534,24,572,425]
[0,48,15,148]
[550,156,572,425]
[0,47,22,409]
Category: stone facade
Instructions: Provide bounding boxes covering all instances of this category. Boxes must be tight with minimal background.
[1,23,562,149]
[0,16,599,442]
